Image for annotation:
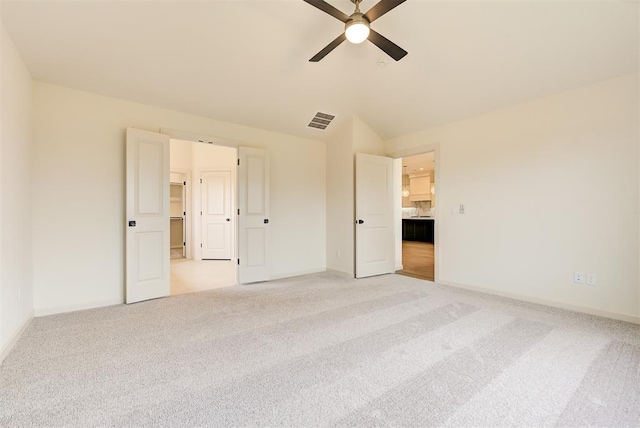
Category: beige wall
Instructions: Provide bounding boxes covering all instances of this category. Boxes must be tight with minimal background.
[33,83,326,315]
[353,115,384,156]
[387,74,640,320]
[169,138,192,171]
[0,21,34,357]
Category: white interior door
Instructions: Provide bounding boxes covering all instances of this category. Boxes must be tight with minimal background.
[201,171,232,260]
[126,128,170,303]
[238,147,270,283]
[355,152,395,278]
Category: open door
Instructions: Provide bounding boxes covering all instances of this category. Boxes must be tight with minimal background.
[201,171,232,260]
[238,147,270,283]
[355,152,395,278]
[126,128,170,303]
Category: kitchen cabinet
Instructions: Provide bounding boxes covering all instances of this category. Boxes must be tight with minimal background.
[409,173,431,202]
[402,219,434,243]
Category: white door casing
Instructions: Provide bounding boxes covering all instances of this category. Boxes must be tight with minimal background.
[201,171,232,260]
[238,147,270,283]
[126,128,170,303]
[355,152,395,278]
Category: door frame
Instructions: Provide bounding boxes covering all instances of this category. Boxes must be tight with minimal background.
[386,142,441,284]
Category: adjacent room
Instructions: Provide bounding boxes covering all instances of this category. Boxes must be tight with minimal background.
[1,0,639,426]
[169,139,237,295]
[399,152,436,281]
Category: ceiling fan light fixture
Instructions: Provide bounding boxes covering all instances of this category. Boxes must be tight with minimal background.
[345,15,370,44]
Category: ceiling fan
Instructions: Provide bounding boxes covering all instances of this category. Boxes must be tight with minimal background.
[303,0,408,62]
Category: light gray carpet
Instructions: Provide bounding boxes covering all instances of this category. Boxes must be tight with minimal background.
[1,272,639,427]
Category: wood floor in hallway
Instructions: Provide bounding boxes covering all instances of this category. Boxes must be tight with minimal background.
[398,241,434,281]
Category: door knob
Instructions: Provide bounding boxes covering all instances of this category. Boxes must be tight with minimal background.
[128,221,136,227]
[226,218,230,222]
[357,219,364,224]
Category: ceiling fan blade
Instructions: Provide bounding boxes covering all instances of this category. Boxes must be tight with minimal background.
[309,33,347,62]
[302,0,349,23]
[364,0,406,23]
[368,29,407,61]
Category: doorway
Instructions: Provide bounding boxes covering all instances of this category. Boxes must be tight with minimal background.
[397,151,436,281]
[126,128,272,303]
[169,138,237,295]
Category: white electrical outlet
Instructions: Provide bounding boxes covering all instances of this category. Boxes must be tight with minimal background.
[587,273,596,286]
[573,271,586,284]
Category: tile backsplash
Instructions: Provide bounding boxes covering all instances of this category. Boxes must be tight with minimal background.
[402,201,433,218]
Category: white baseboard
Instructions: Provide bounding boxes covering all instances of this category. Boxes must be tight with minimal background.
[395,264,403,271]
[35,298,123,317]
[0,310,34,366]
[437,279,640,325]
[325,268,355,279]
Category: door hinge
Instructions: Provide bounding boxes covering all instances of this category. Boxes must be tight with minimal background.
[237,208,240,215]
[200,243,202,248]
[237,259,240,265]
[200,179,202,184]
[237,159,240,166]
[183,242,186,246]
[200,211,202,215]
[183,211,186,216]
[183,181,186,186]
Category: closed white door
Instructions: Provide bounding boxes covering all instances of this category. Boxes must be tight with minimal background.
[238,147,270,283]
[201,171,232,260]
[355,152,395,278]
[125,128,170,303]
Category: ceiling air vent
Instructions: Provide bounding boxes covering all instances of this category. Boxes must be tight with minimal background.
[308,112,335,130]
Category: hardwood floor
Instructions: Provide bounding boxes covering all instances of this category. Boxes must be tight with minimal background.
[398,241,434,281]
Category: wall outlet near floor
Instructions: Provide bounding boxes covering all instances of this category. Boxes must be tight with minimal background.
[587,273,596,286]
[573,271,586,284]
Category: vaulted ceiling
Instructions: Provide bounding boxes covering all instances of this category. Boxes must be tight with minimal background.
[2,0,638,141]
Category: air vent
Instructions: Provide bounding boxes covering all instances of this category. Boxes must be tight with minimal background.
[308,112,335,130]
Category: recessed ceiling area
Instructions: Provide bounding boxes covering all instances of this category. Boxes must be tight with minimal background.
[403,152,434,175]
[2,0,637,141]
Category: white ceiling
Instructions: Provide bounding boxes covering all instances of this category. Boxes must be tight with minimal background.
[2,0,637,141]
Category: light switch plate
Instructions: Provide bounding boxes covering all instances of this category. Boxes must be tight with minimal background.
[587,273,596,286]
